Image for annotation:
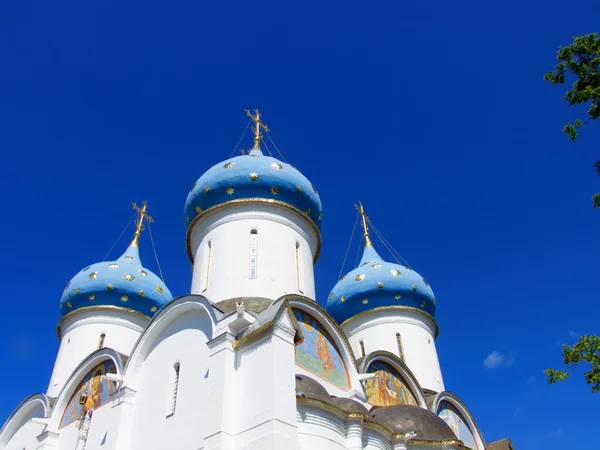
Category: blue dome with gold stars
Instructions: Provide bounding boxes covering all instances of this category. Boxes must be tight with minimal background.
[326,242,436,325]
[60,242,173,318]
[184,147,322,256]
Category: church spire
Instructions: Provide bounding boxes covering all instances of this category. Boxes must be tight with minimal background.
[130,201,153,247]
[245,108,269,151]
[355,201,373,248]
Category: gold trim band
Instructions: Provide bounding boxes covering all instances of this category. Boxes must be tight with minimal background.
[185,198,322,264]
[57,305,151,339]
[340,305,439,337]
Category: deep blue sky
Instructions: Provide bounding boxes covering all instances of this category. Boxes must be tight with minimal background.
[1,1,598,448]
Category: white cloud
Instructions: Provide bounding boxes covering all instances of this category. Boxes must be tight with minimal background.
[483,351,515,369]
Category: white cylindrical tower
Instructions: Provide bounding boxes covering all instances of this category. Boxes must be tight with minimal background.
[184,118,322,304]
[49,210,173,397]
[188,202,319,302]
[326,203,444,392]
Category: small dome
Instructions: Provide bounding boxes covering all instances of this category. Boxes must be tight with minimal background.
[184,148,322,239]
[326,244,435,324]
[371,404,458,441]
[295,374,331,403]
[60,243,173,318]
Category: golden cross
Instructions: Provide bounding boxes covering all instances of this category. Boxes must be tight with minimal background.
[131,201,154,247]
[245,109,269,149]
[355,202,373,247]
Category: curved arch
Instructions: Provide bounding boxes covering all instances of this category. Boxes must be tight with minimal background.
[356,350,428,409]
[46,348,124,431]
[429,391,486,450]
[283,295,362,394]
[0,393,51,447]
[123,295,218,390]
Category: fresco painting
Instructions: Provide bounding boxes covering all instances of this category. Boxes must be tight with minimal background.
[438,401,478,450]
[60,360,117,429]
[365,361,418,406]
[293,309,350,390]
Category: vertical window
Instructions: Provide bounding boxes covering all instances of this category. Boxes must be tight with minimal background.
[359,340,366,357]
[97,333,106,349]
[396,333,404,362]
[249,229,258,279]
[167,362,180,417]
[202,240,212,292]
[295,242,303,293]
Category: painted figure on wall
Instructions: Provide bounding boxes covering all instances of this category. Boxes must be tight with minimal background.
[438,401,477,450]
[293,309,350,390]
[59,360,117,429]
[365,361,417,407]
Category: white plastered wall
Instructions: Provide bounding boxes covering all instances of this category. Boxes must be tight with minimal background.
[47,309,148,397]
[189,203,319,302]
[342,309,444,393]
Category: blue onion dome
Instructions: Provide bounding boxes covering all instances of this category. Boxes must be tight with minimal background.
[60,241,173,319]
[326,242,436,325]
[184,146,322,260]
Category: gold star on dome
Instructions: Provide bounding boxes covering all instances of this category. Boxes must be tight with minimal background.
[395,294,401,300]
[412,284,418,291]
[109,263,119,268]
[271,186,279,195]
[89,294,95,300]
[106,283,113,291]
[296,185,303,193]
[312,185,318,194]
[204,185,211,193]
[271,162,282,170]
[341,274,348,280]
[377,282,384,288]
[196,206,203,214]
[423,279,429,286]
[373,263,382,268]
[65,282,71,290]
[304,208,311,215]
[75,288,81,294]
[226,186,235,195]
[190,182,197,192]
[139,270,148,276]
[82,266,91,271]
[121,295,128,302]
[318,213,322,221]
[138,290,145,297]
[124,274,134,281]
[150,306,157,312]
[67,301,72,308]
[361,261,370,266]
[249,172,259,181]
[223,161,235,169]
[362,298,369,304]
[340,296,346,303]
[156,285,164,294]
[89,271,98,279]
[355,274,365,281]
[420,300,426,307]
[329,292,334,300]
[124,256,133,261]
[391,269,400,276]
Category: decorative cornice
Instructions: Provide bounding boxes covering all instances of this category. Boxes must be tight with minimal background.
[340,305,439,337]
[186,197,322,264]
[56,305,151,339]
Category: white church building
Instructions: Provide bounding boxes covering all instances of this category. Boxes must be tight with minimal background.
[0,111,513,450]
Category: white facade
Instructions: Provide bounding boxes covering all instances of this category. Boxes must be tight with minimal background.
[342,308,445,393]
[47,309,149,398]
[189,202,319,302]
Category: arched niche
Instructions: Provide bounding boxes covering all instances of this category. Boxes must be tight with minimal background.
[357,350,427,409]
[430,392,485,450]
[123,295,218,390]
[0,393,51,448]
[283,295,361,394]
[47,348,124,431]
